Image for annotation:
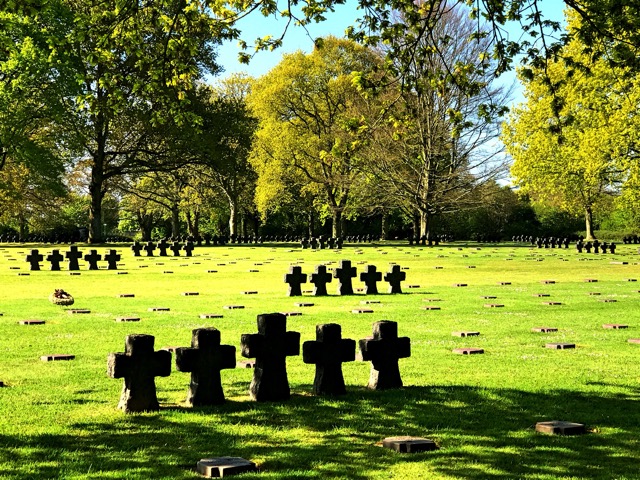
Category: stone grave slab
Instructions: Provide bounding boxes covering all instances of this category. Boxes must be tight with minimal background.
[118,294,135,298]
[452,331,480,337]
[20,320,46,325]
[453,283,468,287]
[382,436,438,453]
[600,299,617,303]
[627,339,640,344]
[200,314,224,319]
[542,302,562,305]
[452,348,484,355]
[603,324,628,329]
[41,354,75,361]
[484,304,504,308]
[116,317,140,322]
[588,292,601,296]
[242,291,258,295]
[163,271,173,274]
[498,282,511,285]
[541,280,556,284]
[535,421,585,435]
[533,294,550,297]
[196,457,257,478]
[532,327,558,333]
[303,323,355,395]
[294,302,314,307]
[223,305,245,310]
[182,292,199,296]
[359,320,410,390]
[361,300,381,305]
[281,312,302,317]
[17,273,30,276]
[584,279,598,283]
[148,307,170,312]
[481,295,497,299]
[68,309,90,314]
[627,278,637,282]
[546,343,575,349]
[352,308,374,314]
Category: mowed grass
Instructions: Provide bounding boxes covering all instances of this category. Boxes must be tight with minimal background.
[1,242,640,479]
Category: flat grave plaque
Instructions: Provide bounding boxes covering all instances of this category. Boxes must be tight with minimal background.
[498,282,511,285]
[542,302,562,305]
[196,456,258,478]
[116,317,140,322]
[17,273,30,276]
[611,261,629,265]
[294,302,314,307]
[541,280,556,284]
[546,343,575,349]
[163,271,173,274]
[352,308,374,314]
[148,307,170,312]
[182,292,199,296]
[588,292,601,296]
[361,300,381,304]
[118,294,135,298]
[407,285,420,289]
[481,296,497,299]
[603,324,628,329]
[20,320,45,325]
[599,299,617,303]
[200,314,223,319]
[452,331,480,337]
[41,354,75,362]
[434,266,443,269]
[484,304,504,308]
[584,279,598,283]
[453,283,468,287]
[535,421,585,435]
[421,306,441,311]
[627,339,640,344]
[116,272,128,275]
[281,311,302,316]
[532,327,558,333]
[382,436,438,453]
[453,348,484,355]
[242,291,258,295]
[223,305,245,310]
[533,294,550,297]
[207,270,218,273]
[68,309,90,314]
[628,278,637,282]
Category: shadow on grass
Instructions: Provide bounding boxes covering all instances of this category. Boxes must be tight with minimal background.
[1,385,640,479]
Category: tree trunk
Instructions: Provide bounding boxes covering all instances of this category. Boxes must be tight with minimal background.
[381,213,388,240]
[171,205,180,238]
[332,208,343,238]
[412,214,420,238]
[420,210,430,239]
[18,212,27,241]
[88,169,105,244]
[252,214,260,237]
[585,206,595,240]
[308,210,315,237]
[228,199,237,237]
[139,211,153,241]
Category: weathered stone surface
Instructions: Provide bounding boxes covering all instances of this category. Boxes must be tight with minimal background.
[196,457,257,478]
[83,250,101,270]
[452,331,480,337]
[223,305,244,310]
[546,343,575,349]
[26,249,43,271]
[176,327,236,406]
[484,304,504,308]
[535,421,585,435]
[200,314,224,319]
[284,266,307,296]
[20,320,45,325]
[104,250,121,270]
[303,323,355,395]
[384,265,406,294]
[65,246,83,270]
[236,360,256,368]
[334,260,357,295]
[452,348,484,355]
[352,308,374,314]
[382,436,438,453]
[116,317,140,322]
[118,294,135,298]
[107,334,171,413]
[532,327,558,333]
[359,321,410,390]
[627,338,640,344]
[360,265,382,295]
[148,307,170,312]
[68,309,90,314]
[241,313,300,401]
[603,324,628,329]
[421,306,441,311]
[41,354,75,361]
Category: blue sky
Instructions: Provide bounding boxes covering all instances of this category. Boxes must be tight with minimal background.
[216,0,568,106]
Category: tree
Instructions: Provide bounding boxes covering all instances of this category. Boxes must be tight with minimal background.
[249,37,380,238]
[503,14,634,239]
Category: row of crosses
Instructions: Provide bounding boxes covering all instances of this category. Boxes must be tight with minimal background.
[107,314,410,413]
[131,240,194,257]
[26,248,121,271]
[284,260,407,296]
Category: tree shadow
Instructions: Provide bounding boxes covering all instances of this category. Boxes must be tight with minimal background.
[1,384,639,478]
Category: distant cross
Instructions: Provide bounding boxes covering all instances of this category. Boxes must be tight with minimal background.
[26,249,43,271]
[360,265,382,295]
[157,239,169,256]
[170,241,182,256]
[318,236,326,249]
[334,260,357,295]
[359,320,411,390]
[302,323,355,395]
[143,241,156,257]
[104,250,121,270]
[240,313,300,401]
[84,250,102,270]
[130,242,143,257]
[176,327,236,406]
[310,265,332,296]
[310,237,319,249]
[183,241,195,257]
[107,334,172,413]
[284,266,307,296]
[46,250,64,271]
[65,245,83,270]
[384,265,406,294]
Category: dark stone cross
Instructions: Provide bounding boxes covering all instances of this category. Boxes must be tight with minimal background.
[183,241,195,257]
[157,239,169,256]
[26,249,43,271]
[107,334,172,413]
[175,327,236,406]
[131,241,143,257]
[359,320,411,390]
[310,265,332,296]
[240,313,300,401]
[360,265,382,294]
[65,246,83,271]
[384,265,406,294]
[302,323,355,395]
[84,250,102,270]
[284,266,307,296]
[46,250,64,271]
[143,241,156,257]
[170,241,182,256]
[104,250,121,270]
[334,260,357,295]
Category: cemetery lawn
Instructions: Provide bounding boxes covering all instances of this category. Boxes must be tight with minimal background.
[1,242,640,479]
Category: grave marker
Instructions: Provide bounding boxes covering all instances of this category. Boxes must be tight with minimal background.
[334,260,357,295]
[546,343,575,349]
[83,250,101,270]
[532,327,558,333]
[130,242,143,257]
[384,265,406,294]
[104,250,121,270]
[176,327,236,406]
[382,436,438,453]
[46,250,64,271]
[143,242,156,257]
[41,354,75,361]
[284,266,307,297]
[360,265,382,295]
[303,323,355,395]
[359,320,410,390]
[107,334,172,413]
[310,265,332,296]
[535,421,585,435]
[453,348,484,355]
[26,249,43,271]
[196,457,258,478]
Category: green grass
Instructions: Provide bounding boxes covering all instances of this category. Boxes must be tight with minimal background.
[1,242,640,479]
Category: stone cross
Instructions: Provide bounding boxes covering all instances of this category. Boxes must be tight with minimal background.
[131,241,143,257]
[175,327,236,406]
[284,266,307,296]
[359,320,411,389]
[302,323,355,395]
[84,250,101,270]
[104,250,121,270]
[157,239,168,256]
[310,265,332,296]
[26,249,43,271]
[334,260,357,295]
[107,334,172,413]
[65,246,83,271]
[240,313,300,401]
[183,241,195,257]
[360,265,382,295]
[46,250,64,271]
[384,265,406,294]
[170,242,182,256]
[143,241,156,257]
